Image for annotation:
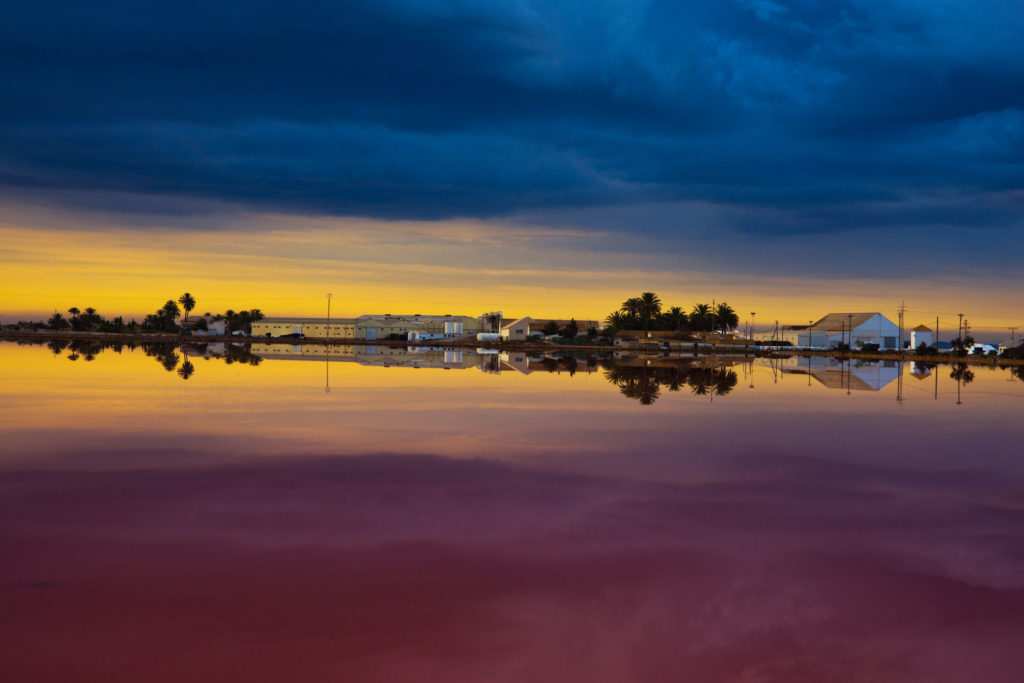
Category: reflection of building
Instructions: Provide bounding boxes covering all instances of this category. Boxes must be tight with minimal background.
[910,362,932,380]
[783,356,901,391]
[258,344,481,369]
[784,313,900,349]
[252,314,483,340]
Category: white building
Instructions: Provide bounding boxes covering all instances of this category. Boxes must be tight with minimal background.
[499,317,533,341]
[795,312,900,349]
[910,325,933,348]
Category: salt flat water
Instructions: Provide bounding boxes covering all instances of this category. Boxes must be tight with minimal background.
[2,340,1023,682]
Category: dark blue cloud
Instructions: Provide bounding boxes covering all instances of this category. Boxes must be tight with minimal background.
[1,0,1022,233]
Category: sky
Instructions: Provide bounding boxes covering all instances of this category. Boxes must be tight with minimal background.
[1,0,1022,332]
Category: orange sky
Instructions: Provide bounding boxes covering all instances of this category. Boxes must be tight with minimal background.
[2,218,1021,336]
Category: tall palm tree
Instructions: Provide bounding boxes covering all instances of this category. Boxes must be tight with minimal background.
[178,292,196,321]
[637,292,662,335]
[714,302,739,334]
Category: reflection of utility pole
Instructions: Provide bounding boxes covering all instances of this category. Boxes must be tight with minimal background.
[896,359,904,406]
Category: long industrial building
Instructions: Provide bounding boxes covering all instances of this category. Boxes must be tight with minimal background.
[251,313,486,340]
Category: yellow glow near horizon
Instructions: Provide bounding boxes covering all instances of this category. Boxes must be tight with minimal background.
[2,220,1022,332]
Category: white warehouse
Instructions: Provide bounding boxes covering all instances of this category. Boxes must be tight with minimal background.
[796,312,900,350]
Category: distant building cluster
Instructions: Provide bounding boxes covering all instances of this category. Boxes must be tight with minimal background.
[249,312,600,343]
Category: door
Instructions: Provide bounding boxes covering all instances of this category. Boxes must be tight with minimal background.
[365,327,377,340]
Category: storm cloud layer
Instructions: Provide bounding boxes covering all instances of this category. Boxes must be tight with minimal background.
[2,0,1023,235]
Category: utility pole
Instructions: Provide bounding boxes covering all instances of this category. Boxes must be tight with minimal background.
[957,312,964,340]
[1009,327,1018,345]
[751,312,756,343]
[326,292,332,341]
[897,301,906,352]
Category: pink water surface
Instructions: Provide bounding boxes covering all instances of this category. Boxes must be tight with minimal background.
[2,343,1023,682]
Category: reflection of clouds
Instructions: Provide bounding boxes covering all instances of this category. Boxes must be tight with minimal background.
[3,452,1023,681]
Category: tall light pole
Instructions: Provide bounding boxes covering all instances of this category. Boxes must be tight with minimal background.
[957,312,964,341]
[327,292,332,341]
[750,312,756,343]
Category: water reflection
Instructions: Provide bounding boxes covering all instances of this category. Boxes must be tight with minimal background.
[36,339,264,379]
[2,341,1024,680]
[603,363,739,404]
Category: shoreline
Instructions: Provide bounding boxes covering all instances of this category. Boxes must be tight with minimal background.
[3,329,1022,367]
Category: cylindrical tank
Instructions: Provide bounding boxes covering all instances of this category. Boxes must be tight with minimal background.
[476,332,501,342]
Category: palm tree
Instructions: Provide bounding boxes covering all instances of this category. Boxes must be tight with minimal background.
[691,304,712,332]
[48,312,69,330]
[604,311,629,331]
[621,297,642,317]
[178,292,196,321]
[68,307,80,317]
[162,299,181,324]
[637,292,662,336]
[665,306,687,331]
[714,302,739,334]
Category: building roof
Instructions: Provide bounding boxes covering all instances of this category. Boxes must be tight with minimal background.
[500,316,533,329]
[257,317,359,324]
[912,324,932,332]
[811,312,884,331]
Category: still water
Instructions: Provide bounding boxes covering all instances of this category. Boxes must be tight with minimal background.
[2,340,1023,682]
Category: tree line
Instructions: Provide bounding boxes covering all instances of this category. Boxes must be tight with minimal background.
[44,292,264,334]
[603,292,741,335]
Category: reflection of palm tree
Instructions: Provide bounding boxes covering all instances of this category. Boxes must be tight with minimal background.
[177,359,195,380]
[160,351,180,372]
[713,368,738,395]
[950,363,974,384]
